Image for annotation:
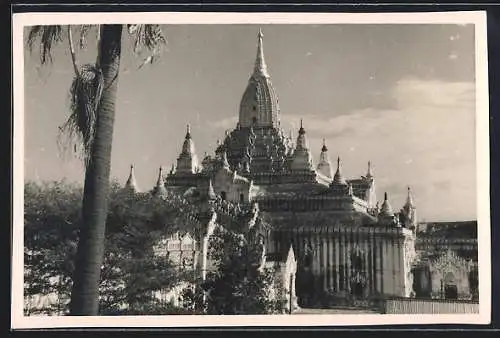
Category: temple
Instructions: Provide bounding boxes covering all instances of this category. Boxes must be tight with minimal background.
[124,30,479,310]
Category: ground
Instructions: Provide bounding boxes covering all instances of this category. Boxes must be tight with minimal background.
[293,307,381,314]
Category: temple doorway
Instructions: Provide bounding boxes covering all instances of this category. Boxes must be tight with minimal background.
[412,266,431,298]
[445,284,458,300]
[444,272,458,300]
[352,281,364,298]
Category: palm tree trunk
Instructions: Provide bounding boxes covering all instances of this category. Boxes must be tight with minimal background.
[69,24,123,316]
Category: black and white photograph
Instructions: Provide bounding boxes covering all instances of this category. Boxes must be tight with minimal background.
[12,11,491,328]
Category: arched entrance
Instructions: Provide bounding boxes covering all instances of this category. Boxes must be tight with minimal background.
[412,265,431,298]
[349,248,366,300]
[443,272,458,300]
[295,242,315,308]
[352,278,364,298]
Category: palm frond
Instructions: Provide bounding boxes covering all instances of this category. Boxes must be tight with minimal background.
[59,64,104,167]
[78,25,93,50]
[127,24,166,67]
[27,25,64,64]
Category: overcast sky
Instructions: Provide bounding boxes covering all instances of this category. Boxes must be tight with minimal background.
[24,24,477,222]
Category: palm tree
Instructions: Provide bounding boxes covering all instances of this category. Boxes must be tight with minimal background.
[27,24,166,315]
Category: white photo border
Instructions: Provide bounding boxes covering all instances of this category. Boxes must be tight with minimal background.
[11,10,491,329]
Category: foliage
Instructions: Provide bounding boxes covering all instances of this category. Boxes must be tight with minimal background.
[24,180,190,315]
[24,180,285,316]
[61,64,104,166]
[24,180,81,315]
[200,227,285,315]
[27,25,64,64]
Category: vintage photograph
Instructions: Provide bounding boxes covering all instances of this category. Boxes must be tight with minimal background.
[12,11,490,328]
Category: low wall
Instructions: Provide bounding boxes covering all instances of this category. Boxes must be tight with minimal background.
[383,297,479,314]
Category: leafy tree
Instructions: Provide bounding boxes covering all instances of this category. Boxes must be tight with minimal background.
[24,181,81,315]
[200,227,285,315]
[27,24,166,315]
[24,180,192,315]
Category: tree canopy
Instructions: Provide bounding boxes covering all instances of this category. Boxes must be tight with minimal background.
[24,180,187,315]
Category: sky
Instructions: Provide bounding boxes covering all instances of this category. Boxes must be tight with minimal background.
[23,24,477,222]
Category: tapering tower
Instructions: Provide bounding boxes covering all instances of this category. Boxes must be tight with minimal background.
[176,124,200,174]
[238,29,280,128]
[124,164,139,193]
[316,139,333,178]
[152,166,168,198]
[332,157,347,185]
[378,192,399,226]
[211,29,289,180]
[400,186,417,229]
[364,161,377,208]
[290,119,314,172]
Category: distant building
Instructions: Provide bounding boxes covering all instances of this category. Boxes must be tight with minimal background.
[412,221,478,300]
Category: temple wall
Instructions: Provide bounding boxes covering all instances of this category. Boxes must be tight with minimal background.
[275,220,412,306]
[212,170,250,203]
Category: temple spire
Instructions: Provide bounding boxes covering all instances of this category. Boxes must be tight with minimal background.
[402,186,417,229]
[366,161,373,179]
[153,166,167,198]
[125,164,139,193]
[332,156,347,185]
[176,123,200,174]
[379,192,394,217]
[317,138,333,178]
[321,138,328,152]
[222,151,230,169]
[254,28,269,78]
[290,120,313,171]
[207,179,216,200]
[298,119,305,135]
[405,186,414,207]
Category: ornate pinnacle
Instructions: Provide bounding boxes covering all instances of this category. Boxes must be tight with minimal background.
[298,119,305,135]
[222,151,230,169]
[366,161,373,179]
[154,166,167,198]
[321,138,328,152]
[156,166,163,185]
[405,186,415,207]
[254,28,269,77]
[207,179,216,200]
[379,192,394,217]
[125,164,139,192]
[332,156,347,185]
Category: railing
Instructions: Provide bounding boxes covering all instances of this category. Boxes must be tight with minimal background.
[382,297,479,314]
